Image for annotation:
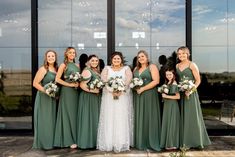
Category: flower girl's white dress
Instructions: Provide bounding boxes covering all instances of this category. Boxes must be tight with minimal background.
[97,66,133,152]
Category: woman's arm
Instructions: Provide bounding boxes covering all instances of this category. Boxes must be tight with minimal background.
[55,63,78,88]
[80,69,99,93]
[190,62,201,88]
[33,67,47,93]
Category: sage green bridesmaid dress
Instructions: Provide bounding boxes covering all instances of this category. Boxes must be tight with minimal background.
[160,84,180,149]
[54,62,80,147]
[176,66,211,148]
[133,67,161,151]
[33,71,57,150]
[76,67,101,148]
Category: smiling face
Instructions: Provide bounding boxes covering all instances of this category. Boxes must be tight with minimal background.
[138,52,148,65]
[66,48,76,61]
[46,51,56,65]
[177,49,190,62]
[112,55,122,67]
[89,56,99,68]
[165,70,174,82]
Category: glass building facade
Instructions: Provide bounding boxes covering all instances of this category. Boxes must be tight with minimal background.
[0,0,234,134]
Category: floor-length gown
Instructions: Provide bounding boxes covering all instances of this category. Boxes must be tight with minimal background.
[160,83,180,149]
[54,62,80,147]
[77,67,101,148]
[33,71,57,149]
[133,66,161,151]
[97,66,133,152]
[176,65,211,148]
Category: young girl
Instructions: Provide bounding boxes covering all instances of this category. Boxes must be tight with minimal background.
[32,50,58,149]
[160,69,180,150]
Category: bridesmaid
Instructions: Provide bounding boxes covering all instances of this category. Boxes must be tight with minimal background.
[176,46,211,149]
[76,55,101,149]
[32,50,58,149]
[54,47,80,149]
[133,50,161,151]
[160,69,180,150]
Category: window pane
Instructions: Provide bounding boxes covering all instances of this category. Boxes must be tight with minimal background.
[151,0,185,46]
[38,0,71,47]
[0,48,32,129]
[228,0,235,46]
[192,0,227,46]
[0,1,31,47]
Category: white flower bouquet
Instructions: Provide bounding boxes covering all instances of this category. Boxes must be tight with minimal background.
[157,84,169,94]
[129,77,143,89]
[178,76,196,98]
[88,78,105,90]
[106,76,126,100]
[65,72,82,82]
[44,82,59,98]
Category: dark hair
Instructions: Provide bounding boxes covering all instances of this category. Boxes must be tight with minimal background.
[158,55,167,65]
[43,49,58,71]
[131,56,137,71]
[79,53,88,72]
[99,59,105,71]
[165,68,176,85]
[86,54,100,73]
[136,50,150,70]
[110,51,125,66]
[64,47,77,65]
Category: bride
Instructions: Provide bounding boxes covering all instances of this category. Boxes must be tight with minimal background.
[97,51,133,152]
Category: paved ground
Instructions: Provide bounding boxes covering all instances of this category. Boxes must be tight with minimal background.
[0,136,235,157]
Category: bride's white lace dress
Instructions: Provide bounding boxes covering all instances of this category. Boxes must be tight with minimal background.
[97,66,133,152]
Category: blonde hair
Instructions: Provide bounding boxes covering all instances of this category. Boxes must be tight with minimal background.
[136,50,150,70]
[177,46,190,59]
[43,50,58,71]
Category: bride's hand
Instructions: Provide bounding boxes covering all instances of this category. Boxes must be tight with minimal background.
[112,92,121,97]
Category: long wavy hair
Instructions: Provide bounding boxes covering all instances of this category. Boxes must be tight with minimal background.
[64,47,77,65]
[165,68,177,85]
[86,54,100,73]
[43,50,58,71]
[136,50,150,70]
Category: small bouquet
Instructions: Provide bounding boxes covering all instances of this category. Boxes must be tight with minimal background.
[65,72,82,82]
[88,78,105,90]
[44,82,59,98]
[157,84,169,94]
[178,76,196,98]
[129,78,143,89]
[106,76,126,100]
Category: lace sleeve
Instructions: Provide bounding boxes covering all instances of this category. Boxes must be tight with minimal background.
[101,66,109,83]
[125,66,133,86]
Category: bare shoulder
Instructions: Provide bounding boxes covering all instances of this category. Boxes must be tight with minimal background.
[149,64,158,70]
[38,66,47,74]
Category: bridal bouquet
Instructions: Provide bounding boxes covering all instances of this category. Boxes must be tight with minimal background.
[44,81,59,98]
[106,76,126,100]
[157,84,169,94]
[178,76,196,98]
[88,78,105,90]
[65,72,82,82]
[129,77,143,89]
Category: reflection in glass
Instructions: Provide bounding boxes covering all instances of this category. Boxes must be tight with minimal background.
[192,0,227,46]
[0,48,32,129]
[116,0,185,63]
[0,1,31,47]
